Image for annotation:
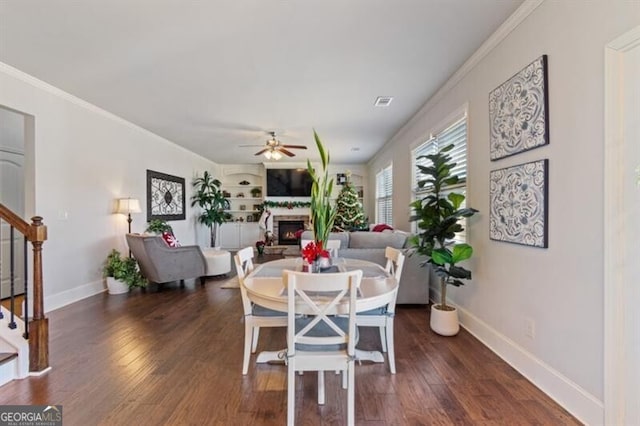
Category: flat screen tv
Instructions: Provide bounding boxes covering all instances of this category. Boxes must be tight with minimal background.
[266,168,313,197]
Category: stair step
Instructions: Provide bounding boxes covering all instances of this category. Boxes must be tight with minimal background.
[0,353,17,365]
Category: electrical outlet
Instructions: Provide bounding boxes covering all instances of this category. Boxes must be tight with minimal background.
[525,318,535,339]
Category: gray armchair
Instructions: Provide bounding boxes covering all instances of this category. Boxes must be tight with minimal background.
[125,233,206,285]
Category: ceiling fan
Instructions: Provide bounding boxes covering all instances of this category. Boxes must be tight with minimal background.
[240,132,307,160]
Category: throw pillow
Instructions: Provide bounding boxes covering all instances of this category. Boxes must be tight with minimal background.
[372,223,393,232]
[162,231,181,248]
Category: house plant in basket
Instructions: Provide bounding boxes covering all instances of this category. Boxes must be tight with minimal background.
[408,144,478,335]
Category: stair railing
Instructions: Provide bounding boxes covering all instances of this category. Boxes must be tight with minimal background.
[0,203,48,373]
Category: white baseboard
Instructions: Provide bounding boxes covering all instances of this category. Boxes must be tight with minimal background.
[44,280,105,313]
[430,292,603,425]
[458,308,603,425]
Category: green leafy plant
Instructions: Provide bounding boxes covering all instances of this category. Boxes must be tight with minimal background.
[408,144,478,310]
[103,249,147,289]
[191,171,231,247]
[145,219,173,234]
[250,187,262,197]
[307,130,337,249]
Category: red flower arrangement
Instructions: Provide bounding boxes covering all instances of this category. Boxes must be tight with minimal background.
[301,241,329,264]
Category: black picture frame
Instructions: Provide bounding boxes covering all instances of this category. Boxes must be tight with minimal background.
[336,173,347,185]
[489,55,549,161]
[146,170,186,221]
[489,159,548,248]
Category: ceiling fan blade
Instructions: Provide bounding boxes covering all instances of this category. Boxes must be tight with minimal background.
[281,145,307,150]
[278,148,296,157]
[254,148,270,156]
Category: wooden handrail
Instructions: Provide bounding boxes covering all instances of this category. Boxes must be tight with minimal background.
[0,203,49,372]
[0,204,30,237]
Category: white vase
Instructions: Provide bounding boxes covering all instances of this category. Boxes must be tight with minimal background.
[430,304,459,336]
[318,256,331,270]
[106,277,129,295]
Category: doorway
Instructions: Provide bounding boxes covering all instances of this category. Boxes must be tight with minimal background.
[603,25,640,425]
[0,107,26,297]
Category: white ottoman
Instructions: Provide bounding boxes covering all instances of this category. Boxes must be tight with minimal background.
[202,248,231,276]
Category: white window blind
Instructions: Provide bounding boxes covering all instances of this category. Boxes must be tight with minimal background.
[413,116,467,194]
[412,115,468,241]
[375,165,393,225]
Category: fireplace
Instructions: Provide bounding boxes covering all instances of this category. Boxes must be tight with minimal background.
[278,221,304,245]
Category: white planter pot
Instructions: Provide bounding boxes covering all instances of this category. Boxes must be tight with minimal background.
[430,304,459,336]
[106,277,129,295]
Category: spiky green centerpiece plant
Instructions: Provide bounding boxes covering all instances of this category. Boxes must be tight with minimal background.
[307,130,337,250]
[409,144,478,313]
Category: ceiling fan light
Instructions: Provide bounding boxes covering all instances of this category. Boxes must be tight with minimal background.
[272,151,282,160]
[264,151,272,160]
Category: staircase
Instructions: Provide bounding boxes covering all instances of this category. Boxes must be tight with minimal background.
[0,203,49,384]
[0,306,28,384]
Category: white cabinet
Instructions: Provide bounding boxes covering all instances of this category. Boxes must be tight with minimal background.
[219,223,261,250]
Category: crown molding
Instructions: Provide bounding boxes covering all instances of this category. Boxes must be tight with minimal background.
[370,0,545,165]
[0,61,215,164]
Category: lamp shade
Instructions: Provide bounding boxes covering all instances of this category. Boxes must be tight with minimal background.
[117,198,141,214]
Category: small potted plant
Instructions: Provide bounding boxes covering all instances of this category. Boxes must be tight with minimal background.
[255,240,265,256]
[301,240,330,272]
[103,249,147,294]
[409,144,478,336]
[145,219,173,235]
[250,187,262,198]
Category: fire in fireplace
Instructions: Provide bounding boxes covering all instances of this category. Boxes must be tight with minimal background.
[278,221,304,245]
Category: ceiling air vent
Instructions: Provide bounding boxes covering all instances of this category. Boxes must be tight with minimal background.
[374,96,393,107]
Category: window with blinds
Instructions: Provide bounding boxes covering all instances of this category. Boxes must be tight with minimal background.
[412,115,468,240]
[375,165,393,225]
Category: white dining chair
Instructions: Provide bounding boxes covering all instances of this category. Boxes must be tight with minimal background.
[356,246,405,374]
[234,247,287,375]
[284,269,362,426]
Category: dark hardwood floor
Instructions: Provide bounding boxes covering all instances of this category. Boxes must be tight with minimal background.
[0,268,580,425]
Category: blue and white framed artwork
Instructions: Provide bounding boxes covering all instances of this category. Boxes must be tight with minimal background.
[489,55,549,161]
[490,159,548,248]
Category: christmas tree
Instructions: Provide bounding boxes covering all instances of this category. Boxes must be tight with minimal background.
[333,178,367,231]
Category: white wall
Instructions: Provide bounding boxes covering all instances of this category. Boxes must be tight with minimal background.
[368,1,639,423]
[0,63,220,311]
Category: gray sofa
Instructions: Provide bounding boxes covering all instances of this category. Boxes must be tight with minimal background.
[300,230,431,304]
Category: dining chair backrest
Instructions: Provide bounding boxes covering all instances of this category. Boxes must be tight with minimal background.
[234,246,255,314]
[384,247,406,282]
[285,270,362,356]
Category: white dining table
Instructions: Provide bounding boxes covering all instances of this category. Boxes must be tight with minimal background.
[243,257,399,364]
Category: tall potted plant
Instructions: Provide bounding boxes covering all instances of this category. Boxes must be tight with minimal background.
[408,144,478,336]
[191,171,230,248]
[307,130,337,250]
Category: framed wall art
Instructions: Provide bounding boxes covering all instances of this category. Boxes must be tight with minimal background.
[489,159,548,248]
[146,170,186,221]
[489,55,549,161]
